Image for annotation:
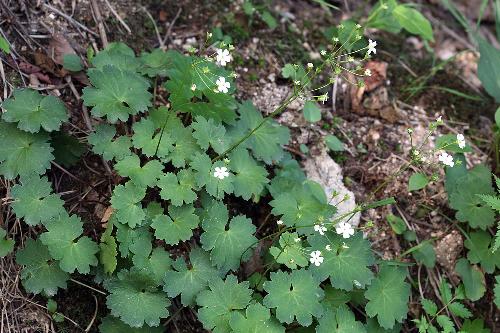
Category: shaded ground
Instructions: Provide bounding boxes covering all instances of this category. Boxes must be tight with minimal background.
[0,0,498,332]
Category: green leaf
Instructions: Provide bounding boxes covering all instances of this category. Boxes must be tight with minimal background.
[461,319,491,333]
[99,315,165,333]
[87,124,131,161]
[455,258,486,301]
[393,5,434,41]
[230,148,269,200]
[365,266,410,329]
[201,201,257,272]
[412,242,436,268]
[366,0,402,33]
[260,10,277,29]
[40,214,99,274]
[303,101,321,123]
[63,54,83,71]
[0,36,10,54]
[91,42,140,71]
[100,223,117,274]
[464,230,500,273]
[436,315,455,333]
[139,49,171,77]
[494,276,500,308]
[83,65,152,123]
[365,318,402,333]
[115,222,152,258]
[269,232,308,269]
[191,153,234,199]
[449,164,495,229]
[321,285,351,309]
[316,304,366,333]
[495,107,500,128]
[163,247,220,306]
[132,247,172,285]
[421,299,437,316]
[325,134,345,152]
[158,171,197,206]
[151,205,199,245]
[196,275,252,333]
[309,232,375,291]
[115,154,163,189]
[270,184,336,231]
[436,134,472,153]
[110,182,146,228]
[163,122,202,168]
[104,269,170,328]
[229,302,285,333]
[478,38,500,102]
[263,269,324,326]
[10,175,65,226]
[478,193,500,212]
[131,113,173,159]
[386,214,407,235]
[237,101,290,164]
[448,302,472,318]
[408,173,429,191]
[0,228,14,257]
[192,116,228,154]
[0,122,54,179]
[16,239,69,296]
[1,89,68,133]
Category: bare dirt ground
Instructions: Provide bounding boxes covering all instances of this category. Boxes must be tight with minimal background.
[0,0,498,332]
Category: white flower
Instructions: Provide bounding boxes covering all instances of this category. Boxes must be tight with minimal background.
[438,152,455,167]
[318,94,329,104]
[320,50,327,56]
[307,62,314,69]
[367,39,377,56]
[314,223,327,236]
[335,221,355,239]
[364,69,372,76]
[457,134,466,149]
[191,84,197,91]
[216,76,230,93]
[294,80,301,86]
[213,166,230,179]
[277,220,284,225]
[310,250,324,266]
[325,244,332,251]
[333,37,339,42]
[215,48,232,66]
[294,237,301,243]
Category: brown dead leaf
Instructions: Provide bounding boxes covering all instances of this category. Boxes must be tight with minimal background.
[159,10,168,22]
[101,206,114,223]
[364,60,388,92]
[48,34,76,65]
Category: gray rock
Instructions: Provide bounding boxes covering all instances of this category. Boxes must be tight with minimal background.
[303,150,360,227]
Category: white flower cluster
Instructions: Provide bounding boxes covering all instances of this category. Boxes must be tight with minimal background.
[438,152,454,167]
[367,39,377,56]
[216,77,230,93]
[310,250,324,266]
[335,221,355,239]
[457,133,466,149]
[314,223,327,235]
[215,48,232,67]
[213,166,229,180]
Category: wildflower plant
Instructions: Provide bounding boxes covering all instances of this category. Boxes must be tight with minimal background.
[1,20,486,332]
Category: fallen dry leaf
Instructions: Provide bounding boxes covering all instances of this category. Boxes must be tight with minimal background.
[364,60,388,92]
